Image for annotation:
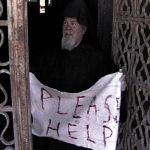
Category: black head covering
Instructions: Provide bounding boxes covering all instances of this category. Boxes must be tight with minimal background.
[63,0,89,27]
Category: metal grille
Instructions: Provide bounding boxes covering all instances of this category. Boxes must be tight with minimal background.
[112,0,150,149]
[0,0,14,149]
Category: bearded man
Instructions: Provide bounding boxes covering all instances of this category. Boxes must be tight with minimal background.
[30,0,117,149]
[61,17,87,51]
[31,1,116,92]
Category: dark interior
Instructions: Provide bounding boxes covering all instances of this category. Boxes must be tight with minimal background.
[28,0,114,65]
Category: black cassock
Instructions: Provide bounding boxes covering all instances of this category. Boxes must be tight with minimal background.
[30,43,117,150]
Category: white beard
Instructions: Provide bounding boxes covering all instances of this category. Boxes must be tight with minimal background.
[61,36,77,51]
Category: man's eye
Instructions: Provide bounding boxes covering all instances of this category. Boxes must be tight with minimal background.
[71,22,77,26]
[64,21,67,25]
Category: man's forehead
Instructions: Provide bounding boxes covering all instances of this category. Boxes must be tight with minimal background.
[64,17,78,22]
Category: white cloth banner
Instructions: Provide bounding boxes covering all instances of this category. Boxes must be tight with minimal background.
[30,72,123,150]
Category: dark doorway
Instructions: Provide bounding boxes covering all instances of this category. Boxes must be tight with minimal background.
[28,0,98,59]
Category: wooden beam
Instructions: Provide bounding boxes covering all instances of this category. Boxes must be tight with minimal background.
[8,0,32,149]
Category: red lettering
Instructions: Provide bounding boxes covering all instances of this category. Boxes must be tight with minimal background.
[103,125,113,147]
[113,115,119,123]
[41,88,53,109]
[57,96,68,115]
[46,119,60,137]
[68,123,78,139]
[103,95,112,123]
[113,97,120,123]
[86,125,96,143]
[73,96,85,118]
[116,97,120,110]
[87,95,97,115]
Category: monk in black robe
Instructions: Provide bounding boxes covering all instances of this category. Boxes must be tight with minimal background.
[30,0,117,149]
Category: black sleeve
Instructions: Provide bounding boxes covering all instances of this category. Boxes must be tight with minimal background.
[29,50,58,83]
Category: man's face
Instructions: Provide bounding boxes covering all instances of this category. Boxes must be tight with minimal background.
[61,17,86,50]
